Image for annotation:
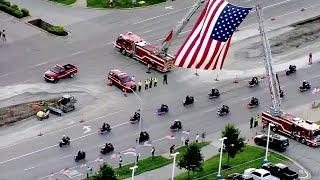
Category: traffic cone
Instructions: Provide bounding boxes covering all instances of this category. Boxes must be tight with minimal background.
[271,17,276,21]
[233,74,239,83]
[124,89,127,97]
[301,7,305,11]
[214,73,219,81]
[38,131,43,136]
[79,114,85,123]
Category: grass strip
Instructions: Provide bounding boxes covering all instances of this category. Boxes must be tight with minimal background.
[175,145,288,180]
[115,142,210,179]
[87,0,166,8]
[49,0,76,5]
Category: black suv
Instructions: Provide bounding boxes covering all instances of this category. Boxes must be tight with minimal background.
[254,134,289,152]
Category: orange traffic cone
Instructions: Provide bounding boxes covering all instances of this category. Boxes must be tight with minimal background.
[301,7,305,11]
[79,114,85,123]
[233,74,239,83]
[214,73,219,81]
[38,131,43,136]
[271,17,276,21]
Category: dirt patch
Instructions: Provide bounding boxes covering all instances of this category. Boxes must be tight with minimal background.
[235,17,320,59]
[0,98,58,127]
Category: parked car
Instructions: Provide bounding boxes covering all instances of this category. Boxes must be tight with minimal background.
[244,168,278,180]
[107,69,136,92]
[44,64,78,83]
[254,134,289,152]
[227,173,253,180]
[262,163,299,180]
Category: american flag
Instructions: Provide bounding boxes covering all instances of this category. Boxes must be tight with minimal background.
[174,0,251,70]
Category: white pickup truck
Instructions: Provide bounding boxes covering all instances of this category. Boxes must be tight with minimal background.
[244,168,280,180]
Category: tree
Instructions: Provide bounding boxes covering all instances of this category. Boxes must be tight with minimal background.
[90,163,117,180]
[178,143,203,179]
[221,124,245,167]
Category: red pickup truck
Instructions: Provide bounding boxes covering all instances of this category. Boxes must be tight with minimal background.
[44,64,78,83]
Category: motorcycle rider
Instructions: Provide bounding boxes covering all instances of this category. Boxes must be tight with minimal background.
[250,97,259,105]
[133,112,140,121]
[160,104,168,112]
[302,80,309,89]
[62,135,69,144]
[249,77,258,85]
[101,123,111,131]
[289,65,296,72]
[184,96,193,105]
[210,88,219,96]
[221,105,229,113]
[77,150,84,159]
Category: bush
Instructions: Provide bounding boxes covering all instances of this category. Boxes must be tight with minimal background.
[48,25,68,36]
[11,4,18,10]
[21,8,29,17]
[0,1,30,18]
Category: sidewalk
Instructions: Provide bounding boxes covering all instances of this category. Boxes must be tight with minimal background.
[130,123,310,180]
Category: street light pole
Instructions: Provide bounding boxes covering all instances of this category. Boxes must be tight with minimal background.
[217,137,227,180]
[129,165,138,180]
[263,123,272,164]
[171,152,180,180]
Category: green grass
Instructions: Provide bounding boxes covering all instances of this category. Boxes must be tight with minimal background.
[114,142,210,179]
[115,156,172,179]
[176,141,210,158]
[87,0,166,8]
[175,145,288,180]
[49,0,76,5]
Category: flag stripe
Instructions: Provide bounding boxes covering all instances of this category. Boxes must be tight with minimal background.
[175,0,210,66]
[219,37,232,69]
[190,0,226,68]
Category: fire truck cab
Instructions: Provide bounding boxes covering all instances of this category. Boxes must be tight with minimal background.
[114,32,174,73]
[262,111,320,147]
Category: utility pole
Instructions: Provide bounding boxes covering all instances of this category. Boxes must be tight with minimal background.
[160,0,205,55]
[256,4,282,116]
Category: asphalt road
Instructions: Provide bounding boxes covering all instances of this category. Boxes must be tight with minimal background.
[1,0,320,179]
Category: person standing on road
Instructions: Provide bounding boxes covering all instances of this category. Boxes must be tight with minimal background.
[151,147,155,159]
[147,63,152,73]
[86,166,93,178]
[185,139,189,146]
[170,144,175,154]
[254,115,259,128]
[195,133,200,143]
[144,79,148,90]
[201,132,206,142]
[154,77,158,87]
[163,74,168,85]
[131,76,135,82]
[136,152,140,163]
[119,156,122,168]
[1,29,6,42]
[137,80,142,92]
[149,77,153,88]
[250,117,253,129]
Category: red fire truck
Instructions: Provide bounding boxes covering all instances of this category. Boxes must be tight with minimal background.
[262,111,320,147]
[113,32,174,73]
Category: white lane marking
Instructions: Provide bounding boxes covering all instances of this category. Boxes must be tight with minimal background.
[204,107,218,113]
[67,120,75,126]
[0,73,8,78]
[71,51,82,56]
[165,6,174,10]
[241,97,251,101]
[141,30,153,34]
[24,166,35,171]
[264,0,291,9]
[0,119,129,165]
[311,74,320,79]
[133,6,192,24]
[82,126,91,134]
[152,137,166,143]
[107,42,113,45]
[59,154,73,160]
[35,62,48,67]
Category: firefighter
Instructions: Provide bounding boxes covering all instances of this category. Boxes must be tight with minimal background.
[145,79,149,90]
[149,77,153,88]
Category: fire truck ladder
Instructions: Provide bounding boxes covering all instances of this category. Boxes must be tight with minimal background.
[256,4,282,116]
[160,0,205,56]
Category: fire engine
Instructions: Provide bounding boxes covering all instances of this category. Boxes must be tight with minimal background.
[113,0,205,73]
[262,111,320,147]
[113,32,174,73]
